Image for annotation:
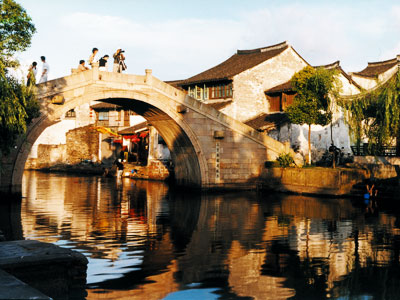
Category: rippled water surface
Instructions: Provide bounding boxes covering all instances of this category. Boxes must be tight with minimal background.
[12,171,400,299]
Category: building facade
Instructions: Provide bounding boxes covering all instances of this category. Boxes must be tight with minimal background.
[177,43,363,162]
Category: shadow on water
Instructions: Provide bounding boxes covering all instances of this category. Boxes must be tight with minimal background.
[5,171,400,299]
[0,195,23,241]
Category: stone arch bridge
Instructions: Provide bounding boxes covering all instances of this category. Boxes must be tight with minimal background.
[1,67,294,194]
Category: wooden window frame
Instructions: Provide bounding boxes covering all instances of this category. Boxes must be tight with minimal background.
[98,111,109,121]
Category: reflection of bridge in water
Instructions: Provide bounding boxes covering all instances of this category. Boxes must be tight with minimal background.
[16,172,400,299]
[0,67,294,194]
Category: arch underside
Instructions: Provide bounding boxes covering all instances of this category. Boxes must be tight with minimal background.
[103,98,203,187]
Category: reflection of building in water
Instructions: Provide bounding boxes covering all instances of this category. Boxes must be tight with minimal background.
[262,195,396,297]
[228,240,295,299]
[21,172,169,262]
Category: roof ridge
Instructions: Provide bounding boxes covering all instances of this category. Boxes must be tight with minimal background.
[367,57,397,67]
[237,41,288,55]
[315,60,340,69]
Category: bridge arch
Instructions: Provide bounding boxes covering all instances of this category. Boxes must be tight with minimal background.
[11,89,209,192]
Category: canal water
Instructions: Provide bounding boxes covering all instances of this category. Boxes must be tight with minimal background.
[12,171,400,299]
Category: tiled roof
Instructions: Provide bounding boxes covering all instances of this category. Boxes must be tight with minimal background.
[265,81,293,94]
[180,42,290,86]
[118,122,148,135]
[91,102,122,110]
[205,100,232,110]
[316,61,363,90]
[165,79,185,89]
[245,112,289,132]
[265,61,363,94]
[352,58,398,78]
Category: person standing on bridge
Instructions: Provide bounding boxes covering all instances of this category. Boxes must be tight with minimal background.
[26,61,37,86]
[88,47,98,67]
[98,55,109,71]
[39,56,49,83]
[113,48,126,73]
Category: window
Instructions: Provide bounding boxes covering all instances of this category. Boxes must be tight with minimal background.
[209,83,232,99]
[187,82,233,100]
[267,95,282,112]
[266,92,296,112]
[99,111,109,120]
[65,109,76,118]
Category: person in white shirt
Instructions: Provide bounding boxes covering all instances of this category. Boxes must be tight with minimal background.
[88,47,98,68]
[39,56,49,83]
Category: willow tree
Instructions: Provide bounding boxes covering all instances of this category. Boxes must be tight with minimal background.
[0,0,39,154]
[285,66,339,164]
[338,69,400,154]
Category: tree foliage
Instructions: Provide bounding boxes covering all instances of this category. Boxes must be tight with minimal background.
[285,66,340,163]
[0,0,36,67]
[0,0,39,154]
[285,66,339,126]
[338,70,400,150]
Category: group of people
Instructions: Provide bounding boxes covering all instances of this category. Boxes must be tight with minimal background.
[81,47,127,73]
[27,56,49,85]
[26,47,126,85]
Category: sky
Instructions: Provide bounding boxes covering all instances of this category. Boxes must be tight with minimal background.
[14,0,400,81]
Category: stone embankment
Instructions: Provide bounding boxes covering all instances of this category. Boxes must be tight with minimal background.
[0,240,88,299]
[260,167,369,196]
[260,164,400,198]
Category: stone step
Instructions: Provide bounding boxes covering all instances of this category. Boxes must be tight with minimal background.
[0,269,51,300]
[0,240,88,300]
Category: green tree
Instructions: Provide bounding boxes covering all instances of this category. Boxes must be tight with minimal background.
[285,66,339,164]
[0,0,39,154]
[339,69,400,154]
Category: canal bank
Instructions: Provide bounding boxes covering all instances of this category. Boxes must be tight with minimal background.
[259,166,400,198]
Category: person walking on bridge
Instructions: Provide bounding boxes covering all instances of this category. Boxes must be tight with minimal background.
[39,56,49,83]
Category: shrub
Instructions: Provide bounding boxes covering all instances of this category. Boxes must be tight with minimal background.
[276,152,295,168]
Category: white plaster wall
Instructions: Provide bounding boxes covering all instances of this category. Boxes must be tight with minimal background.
[337,74,360,96]
[151,130,170,160]
[351,66,397,90]
[75,103,95,127]
[379,66,398,84]
[221,47,308,122]
[271,72,359,160]
[275,118,351,162]
[28,101,96,159]
[350,75,377,90]
[129,115,146,126]
[108,110,124,127]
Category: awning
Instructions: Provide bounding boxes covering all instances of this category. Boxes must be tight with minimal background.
[95,126,120,137]
[122,134,138,139]
[131,137,140,143]
[139,131,148,138]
